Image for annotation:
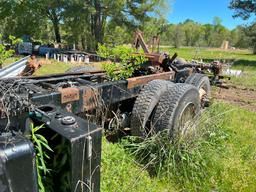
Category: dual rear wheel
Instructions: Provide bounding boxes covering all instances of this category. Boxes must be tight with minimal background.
[131,73,210,140]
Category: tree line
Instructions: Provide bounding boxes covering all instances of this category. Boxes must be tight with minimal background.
[141,17,251,49]
[0,0,255,53]
[0,0,168,51]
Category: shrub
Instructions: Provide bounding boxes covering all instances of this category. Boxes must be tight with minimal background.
[0,34,21,68]
[97,44,147,80]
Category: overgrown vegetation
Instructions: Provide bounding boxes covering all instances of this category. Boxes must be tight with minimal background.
[101,138,177,192]
[97,44,147,80]
[123,104,231,191]
[102,103,256,191]
[0,34,20,68]
[29,124,53,192]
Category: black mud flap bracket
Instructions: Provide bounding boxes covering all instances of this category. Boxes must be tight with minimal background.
[31,105,103,192]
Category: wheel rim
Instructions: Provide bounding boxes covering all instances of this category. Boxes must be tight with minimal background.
[199,84,208,107]
[177,102,197,138]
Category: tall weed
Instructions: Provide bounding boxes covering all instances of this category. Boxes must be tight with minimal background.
[121,104,232,191]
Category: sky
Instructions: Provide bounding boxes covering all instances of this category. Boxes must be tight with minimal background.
[167,0,255,29]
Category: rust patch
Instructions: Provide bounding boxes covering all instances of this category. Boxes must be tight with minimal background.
[127,72,174,89]
[59,87,80,104]
[83,87,100,111]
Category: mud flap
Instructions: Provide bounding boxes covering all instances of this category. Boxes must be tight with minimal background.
[0,135,38,192]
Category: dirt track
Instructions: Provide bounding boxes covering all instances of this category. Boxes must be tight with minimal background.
[213,85,256,112]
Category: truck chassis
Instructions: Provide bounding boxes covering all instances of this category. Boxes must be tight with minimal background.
[0,68,209,192]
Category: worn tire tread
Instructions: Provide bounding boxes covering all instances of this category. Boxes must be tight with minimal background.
[185,73,211,98]
[153,83,199,135]
[131,80,171,137]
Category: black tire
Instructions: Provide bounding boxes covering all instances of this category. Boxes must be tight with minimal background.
[185,73,197,83]
[65,66,97,73]
[185,73,211,107]
[152,83,200,140]
[175,69,191,83]
[175,57,187,65]
[131,80,173,137]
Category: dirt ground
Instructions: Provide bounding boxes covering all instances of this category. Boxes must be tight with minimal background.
[213,85,256,112]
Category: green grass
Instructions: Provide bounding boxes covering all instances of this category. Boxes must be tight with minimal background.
[3,56,23,67]
[101,139,176,192]
[167,47,256,62]
[210,104,256,191]
[230,61,256,89]
[102,103,256,192]
[34,60,103,76]
[3,56,74,74]
[34,61,72,76]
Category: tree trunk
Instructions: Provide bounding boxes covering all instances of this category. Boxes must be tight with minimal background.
[253,43,256,54]
[93,0,103,49]
[185,32,190,46]
[81,36,86,50]
[49,10,61,44]
[53,20,61,43]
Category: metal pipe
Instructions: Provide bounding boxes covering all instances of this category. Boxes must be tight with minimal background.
[0,56,30,78]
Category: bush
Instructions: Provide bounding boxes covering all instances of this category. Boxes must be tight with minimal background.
[0,34,21,68]
[97,44,147,80]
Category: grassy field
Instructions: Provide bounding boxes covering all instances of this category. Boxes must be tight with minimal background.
[34,61,73,75]
[33,60,102,76]
[6,48,256,191]
[167,47,256,61]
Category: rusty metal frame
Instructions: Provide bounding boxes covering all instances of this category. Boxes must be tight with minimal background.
[127,72,174,89]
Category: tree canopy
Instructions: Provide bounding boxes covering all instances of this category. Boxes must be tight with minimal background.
[229,0,256,19]
[0,1,253,51]
[0,0,168,50]
[229,0,256,53]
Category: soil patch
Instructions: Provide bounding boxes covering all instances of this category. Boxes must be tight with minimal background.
[213,85,256,112]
